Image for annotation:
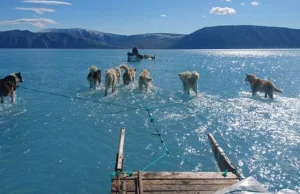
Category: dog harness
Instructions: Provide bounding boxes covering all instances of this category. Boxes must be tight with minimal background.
[0,80,16,94]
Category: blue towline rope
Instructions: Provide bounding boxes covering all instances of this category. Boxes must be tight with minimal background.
[110,170,133,179]
[19,85,244,176]
[140,108,198,171]
[19,86,147,111]
[142,153,168,171]
[19,86,190,114]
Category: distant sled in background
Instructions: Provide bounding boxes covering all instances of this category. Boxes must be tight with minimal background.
[127,47,155,62]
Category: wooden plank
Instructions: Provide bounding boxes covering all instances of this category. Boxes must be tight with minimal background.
[123,179,238,186]
[118,172,238,180]
[126,192,213,194]
[138,171,144,194]
[119,184,233,192]
[111,179,120,194]
[207,133,237,173]
[116,128,125,171]
[122,180,127,194]
[112,171,239,193]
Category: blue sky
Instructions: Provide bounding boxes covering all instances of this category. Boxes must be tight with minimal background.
[0,0,299,35]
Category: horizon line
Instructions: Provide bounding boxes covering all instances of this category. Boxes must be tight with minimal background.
[0,24,299,36]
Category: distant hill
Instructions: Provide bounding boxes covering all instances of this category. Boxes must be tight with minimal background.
[1,26,300,49]
[0,28,184,49]
[172,25,300,49]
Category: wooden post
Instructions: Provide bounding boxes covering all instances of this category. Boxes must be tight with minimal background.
[121,181,126,194]
[207,133,236,172]
[116,128,125,172]
[138,170,144,194]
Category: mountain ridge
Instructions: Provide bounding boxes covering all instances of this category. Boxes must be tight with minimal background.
[1,25,300,49]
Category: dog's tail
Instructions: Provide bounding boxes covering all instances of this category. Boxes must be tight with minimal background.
[273,86,283,93]
[90,65,98,73]
[119,64,129,73]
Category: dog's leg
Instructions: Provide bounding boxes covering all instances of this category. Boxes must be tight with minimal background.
[145,83,148,92]
[193,83,198,95]
[264,92,268,98]
[251,84,256,96]
[182,82,186,92]
[105,86,108,96]
[112,83,115,93]
[11,92,15,104]
[251,87,257,96]
[268,91,274,99]
[94,81,98,90]
[139,82,142,90]
[88,78,92,88]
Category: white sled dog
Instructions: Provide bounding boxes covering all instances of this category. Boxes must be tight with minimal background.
[105,67,121,96]
[178,71,199,95]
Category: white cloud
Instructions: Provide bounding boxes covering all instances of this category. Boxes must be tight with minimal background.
[22,0,72,5]
[241,3,245,6]
[0,18,57,28]
[222,0,232,2]
[210,7,236,15]
[160,14,167,17]
[251,1,260,6]
[15,7,55,15]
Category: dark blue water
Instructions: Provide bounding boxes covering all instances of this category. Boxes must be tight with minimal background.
[0,49,299,193]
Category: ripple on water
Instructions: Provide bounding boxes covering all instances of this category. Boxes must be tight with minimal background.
[1,49,300,193]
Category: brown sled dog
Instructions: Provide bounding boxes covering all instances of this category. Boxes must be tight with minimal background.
[138,69,152,92]
[0,72,24,103]
[119,64,136,85]
[244,74,283,99]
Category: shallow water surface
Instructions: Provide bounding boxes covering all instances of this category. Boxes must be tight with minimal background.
[0,49,299,193]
